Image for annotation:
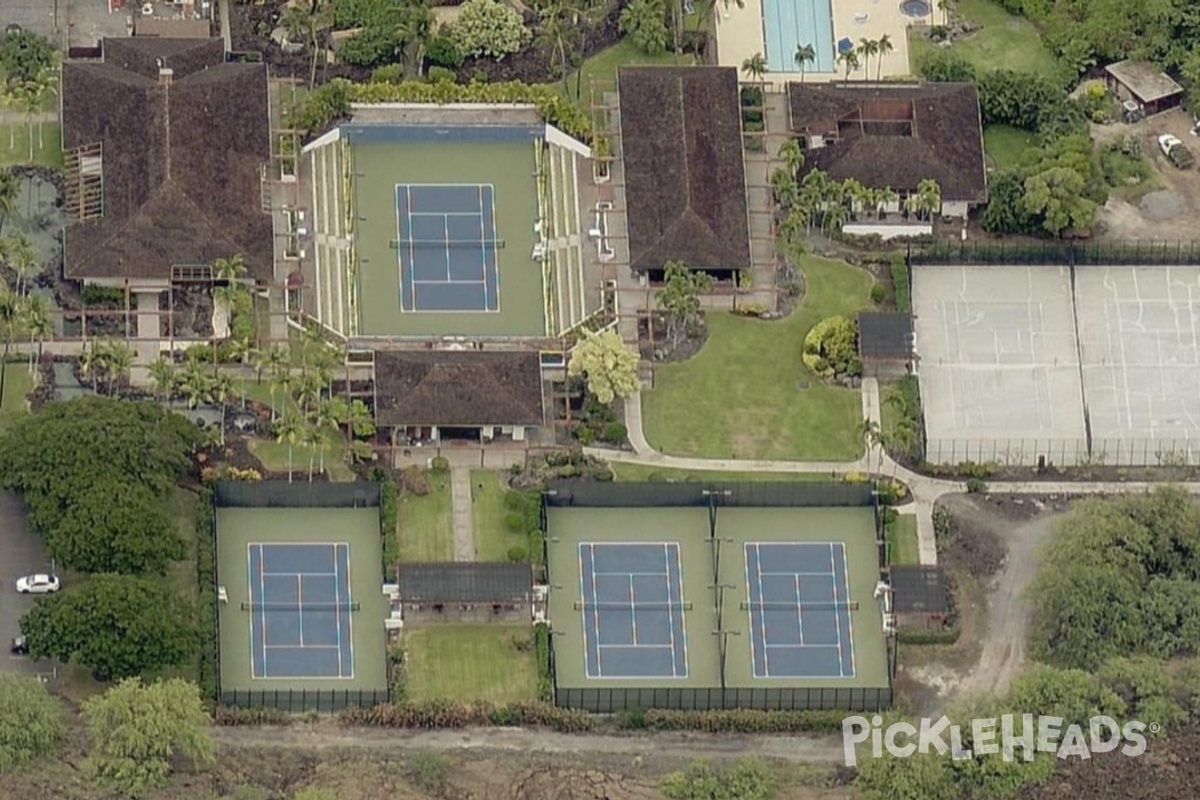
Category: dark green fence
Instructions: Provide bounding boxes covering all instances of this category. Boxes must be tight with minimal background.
[214,481,381,508]
[907,240,1200,267]
[545,480,875,508]
[220,688,390,713]
[554,686,892,712]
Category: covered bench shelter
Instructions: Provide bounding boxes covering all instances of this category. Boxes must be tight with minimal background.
[858,312,914,379]
[397,563,534,623]
[1104,61,1184,118]
[888,565,950,631]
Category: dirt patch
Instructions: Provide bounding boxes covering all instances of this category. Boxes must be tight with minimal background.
[1017,723,1200,799]
[901,495,1069,714]
[1138,189,1186,221]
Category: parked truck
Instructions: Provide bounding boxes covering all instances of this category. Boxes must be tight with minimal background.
[1158,134,1195,169]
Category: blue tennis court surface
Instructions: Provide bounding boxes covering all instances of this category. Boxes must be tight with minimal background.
[762,0,835,73]
[579,543,689,679]
[395,184,500,313]
[744,542,855,678]
[248,543,355,679]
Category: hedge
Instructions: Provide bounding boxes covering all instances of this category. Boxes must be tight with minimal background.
[195,487,219,707]
[534,622,552,702]
[213,706,293,726]
[376,472,399,581]
[300,78,592,142]
[340,699,594,732]
[619,708,850,733]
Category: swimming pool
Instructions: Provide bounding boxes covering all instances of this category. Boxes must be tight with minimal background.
[762,0,836,73]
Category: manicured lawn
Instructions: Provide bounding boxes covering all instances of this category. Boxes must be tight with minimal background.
[404,625,537,703]
[983,124,1036,170]
[910,0,1059,76]
[888,514,920,565]
[0,122,63,168]
[397,470,454,562]
[550,40,693,99]
[247,436,356,481]
[641,255,873,461]
[471,470,527,562]
[610,463,834,481]
[0,363,34,427]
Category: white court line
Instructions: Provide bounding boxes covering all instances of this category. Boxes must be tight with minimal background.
[246,543,258,679]
[408,211,487,216]
[297,575,305,647]
[260,571,339,577]
[664,543,679,677]
[793,574,805,647]
[838,543,857,678]
[578,544,594,676]
[753,544,770,677]
[264,643,340,650]
[593,571,672,577]
[598,644,676,650]
[332,543,344,678]
[830,542,844,676]
[757,571,841,577]
[628,575,638,646]
[258,545,269,679]
[763,643,840,649]
[341,543,355,679]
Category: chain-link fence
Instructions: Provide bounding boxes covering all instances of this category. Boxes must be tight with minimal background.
[545,480,875,508]
[908,240,1200,267]
[925,438,1200,468]
[214,481,381,508]
[220,688,390,713]
[554,685,892,712]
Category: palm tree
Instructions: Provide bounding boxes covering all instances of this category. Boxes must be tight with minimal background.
[823,202,848,235]
[916,178,942,220]
[838,49,860,79]
[0,170,19,237]
[695,0,745,32]
[274,411,304,483]
[148,356,177,402]
[860,419,883,474]
[33,67,57,151]
[299,323,324,367]
[14,81,40,163]
[255,344,287,385]
[226,337,253,367]
[877,186,898,218]
[280,3,327,89]
[876,34,894,81]
[104,340,134,396]
[79,340,106,393]
[180,361,215,409]
[212,372,237,445]
[537,1,575,98]
[314,397,342,474]
[0,291,19,410]
[778,205,809,245]
[857,38,878,79]
[295,370,322,415]
[344,398,375,443]
[741,52,768,92]
[301,424,323,482]
[794,43,816,83]
[777,138,805,178]
[9,235,37,295]
[21,294,50,372]
[270,364,294,421]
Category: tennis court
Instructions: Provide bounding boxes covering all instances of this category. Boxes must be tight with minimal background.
[762,0,835,72]
[396,183,501,313]
[744,542,854,679]
[247,543,355,680]
[579,542,689,679]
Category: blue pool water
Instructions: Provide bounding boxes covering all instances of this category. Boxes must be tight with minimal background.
[762,0,836,73]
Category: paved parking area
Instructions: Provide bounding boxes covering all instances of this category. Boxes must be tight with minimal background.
[0,0,129,48]
[0,490,55,677]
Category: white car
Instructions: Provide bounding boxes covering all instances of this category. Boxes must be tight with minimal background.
[1159,134,1184,155]
[15,574,60,594]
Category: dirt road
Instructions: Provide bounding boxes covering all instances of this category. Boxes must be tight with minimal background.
[214,723,849,764]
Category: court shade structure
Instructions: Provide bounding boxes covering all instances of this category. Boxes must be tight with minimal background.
[544,481,894,712]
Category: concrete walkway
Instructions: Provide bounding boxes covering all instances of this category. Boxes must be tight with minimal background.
[450,467,475,562]
[588,378,1200,568]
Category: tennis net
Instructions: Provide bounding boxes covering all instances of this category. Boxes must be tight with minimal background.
[391,238,506,249]
[241,602,360,612]
[575,601,694,611]
[741,601,859,611]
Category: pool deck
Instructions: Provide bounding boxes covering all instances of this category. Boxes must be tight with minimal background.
[715,0,945,83]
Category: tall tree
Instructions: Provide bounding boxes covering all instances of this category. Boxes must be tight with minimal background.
[794,42,816,82]
[567,328,641,405]
[0,169,18,236]
[148,356,177,402]
[8,234,37,295]
[656,260,713,347]
[0,289,19,410]
[21,293,50,371]
[0,674,62,773]
[837,49,860,79]
[20,575,198,680]
[876,33,893,80]
[275,411,304,482]
[856,37,878,78]
[777,137,804,177]
[81,678,214,796]
[301,423,322,482]
[741,52,768,96]
[103,339,134,396]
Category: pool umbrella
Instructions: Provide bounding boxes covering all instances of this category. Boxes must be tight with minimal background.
[838,37,854,54]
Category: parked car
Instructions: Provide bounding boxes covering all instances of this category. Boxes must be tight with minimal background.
[1158,134,1195,168]
[10,636,28,655]
[15,574,60,594]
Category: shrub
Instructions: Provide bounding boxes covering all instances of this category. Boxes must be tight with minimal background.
[340,700,593,732]
[195,488,219,706]
[534,623,552,702]
[430,456,450,473]
[427,65,456,84]
[503,490,527,511]
[870,282,886,304]
[504,512,525,532]
[914,48,976,83]
[402,466,431,496]
[506,545,528,563]
[371,64,404,83]
[600,422,627,444]
[212,706,292,726]
[389,646,408,702]
[619,0,670,56]
[889,253,910,312]
[425,32,463,68]
[801,315,859,378]
[446,0,530,60]
[965,477,988,494]
[376,474,399,580]
[528,530,544,565]
[636,708,848,733]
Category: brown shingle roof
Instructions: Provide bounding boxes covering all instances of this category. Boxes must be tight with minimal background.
[618,66,751,271]
[374,351,545,427]
[787,82,987,203]
[1104,60,1183,104]
[62,38,272,281]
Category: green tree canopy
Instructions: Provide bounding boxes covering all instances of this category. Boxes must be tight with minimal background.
[656,261,714,346]
[661,758,775,800]
[0,398,198,574]
[1029,488,1200,669]
[801,315,859,378]
[0,674,63,773]
[82,678,215,797]
[20,575,199,681]
[0,30,56,90]
[567,328,641,405]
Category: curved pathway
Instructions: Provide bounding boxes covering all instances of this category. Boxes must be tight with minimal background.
[586,379,1200,566]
